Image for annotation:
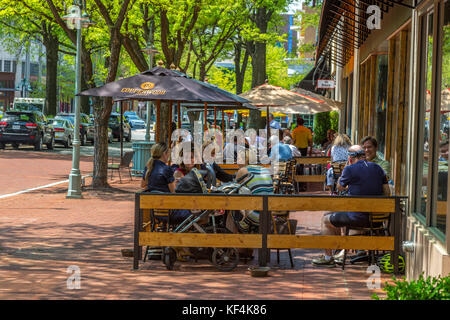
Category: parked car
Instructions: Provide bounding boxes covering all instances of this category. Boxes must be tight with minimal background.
[123,111,137,118]
[0,110,54,150]
[108,112,132,142]
[125,114,146,129]
[51,118,74,148]
[55,113,95,146]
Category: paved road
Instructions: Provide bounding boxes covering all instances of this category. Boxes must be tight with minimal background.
[1,129,154,158]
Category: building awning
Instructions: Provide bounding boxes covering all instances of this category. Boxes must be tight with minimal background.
[296,55,331,95]
[316,0,417,67]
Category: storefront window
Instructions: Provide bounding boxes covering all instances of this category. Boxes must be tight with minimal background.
[418,12,434,219]
[375,55,388,156]
[434,2,449,234]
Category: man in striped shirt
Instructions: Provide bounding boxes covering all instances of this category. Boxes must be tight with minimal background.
[234,150,274,232]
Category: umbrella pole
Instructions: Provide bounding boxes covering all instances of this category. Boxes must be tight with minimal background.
[177,101,181,129]
[168,100,173,145]
[214,107,217,128]
[266,106,270,142]
[120,101,123,160]
[156,99,161,143]
[204,102,208,131]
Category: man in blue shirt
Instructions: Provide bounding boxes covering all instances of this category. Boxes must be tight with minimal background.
[269,136,293,162]
[312,145,390,267]
[265,113,281,130]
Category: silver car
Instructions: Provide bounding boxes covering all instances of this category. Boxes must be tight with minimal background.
[51,118,74,148]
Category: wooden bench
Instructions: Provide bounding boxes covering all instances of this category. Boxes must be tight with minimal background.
[134,193,405,274]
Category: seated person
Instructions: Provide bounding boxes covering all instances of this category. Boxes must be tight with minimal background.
[233,150,274,232]
[361,136,391,178]
[173,146,198,185]
[202,141,235,183]
[141,142,175,193]
[283,136,302,158]
[140,142,190,224]
[326,133,352,190]
[312,145,390,267]
[268,135,293,162]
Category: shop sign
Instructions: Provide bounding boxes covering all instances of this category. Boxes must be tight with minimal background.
[317,79,335,89]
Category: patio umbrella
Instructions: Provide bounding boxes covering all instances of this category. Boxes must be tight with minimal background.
[239,82,331,138]
[78,66,247,105]
[291,87,343,111]
[78,66,249,141]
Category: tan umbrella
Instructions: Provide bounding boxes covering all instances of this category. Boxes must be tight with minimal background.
[239,83,328,114]
[291,87,343,111]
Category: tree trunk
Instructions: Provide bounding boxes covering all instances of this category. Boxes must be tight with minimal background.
[234,41,249,95]
[44,36,58,116]
[158,101,170,144]
[92,98,110,189]
[247,7,270,130]
[92,25,124,188]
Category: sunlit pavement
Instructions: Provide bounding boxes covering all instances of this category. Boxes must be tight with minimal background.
[0,149,393,299]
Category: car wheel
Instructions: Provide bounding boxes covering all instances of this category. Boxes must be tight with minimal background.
[65,136,72,148]
[80,133,87,146]
[12,143,19,150]
[126,130,131,142]
[34,134,43,151]
[0,142,5,149]
[46,135,54,150]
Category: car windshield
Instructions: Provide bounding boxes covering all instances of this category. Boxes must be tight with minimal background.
[127,115,140,120]
[52,120,67,126]
[3,113,33,122]
[57,116,75,124]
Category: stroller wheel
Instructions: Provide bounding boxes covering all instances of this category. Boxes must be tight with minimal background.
[212,248,239,271]
[163,247,177,270]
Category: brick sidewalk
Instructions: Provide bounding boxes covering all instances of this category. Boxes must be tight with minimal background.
[0,151,392,299]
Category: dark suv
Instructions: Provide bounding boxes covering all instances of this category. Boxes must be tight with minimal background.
[0,110,54,150]
[109,113,132,142]
[55,113,95,146]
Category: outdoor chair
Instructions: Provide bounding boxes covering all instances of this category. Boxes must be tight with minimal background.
[274,160,296,194]
[270,210,297,268]
[340,212,391,270]
[329,162,346,194]
[143,208,172,262]
[108,151,134,183]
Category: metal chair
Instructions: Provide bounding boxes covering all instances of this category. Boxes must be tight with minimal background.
[108,151,134,183]
[340,212,391,270]
[143,208,172,262]
[271,210,296,268]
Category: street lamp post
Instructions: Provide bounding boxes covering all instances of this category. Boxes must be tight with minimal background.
[63,1,94,199]
[142,21,159,142]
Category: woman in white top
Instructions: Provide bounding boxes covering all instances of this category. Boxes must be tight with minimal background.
[326,133,352,189]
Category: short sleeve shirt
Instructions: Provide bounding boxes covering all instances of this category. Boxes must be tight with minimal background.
[339,160,388,196]
[331,145,349,162]
[142,159,175,192]
[291,126,312,149]
[272,143,293,161]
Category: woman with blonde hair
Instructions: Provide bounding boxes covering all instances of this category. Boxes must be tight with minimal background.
[330,133,352,163]
[141,142,175,193]
[326,133,352,191]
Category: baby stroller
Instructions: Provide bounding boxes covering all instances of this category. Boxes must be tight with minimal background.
[154,166,254,271]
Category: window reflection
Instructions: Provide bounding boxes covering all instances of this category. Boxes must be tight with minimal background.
[375,55,388,156]
[435,3,449,234]
[419,12,434,218]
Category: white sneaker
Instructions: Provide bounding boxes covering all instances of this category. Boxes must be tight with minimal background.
[333,249,345,260]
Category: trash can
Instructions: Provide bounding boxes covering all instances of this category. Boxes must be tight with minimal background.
[131,141,154,176]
